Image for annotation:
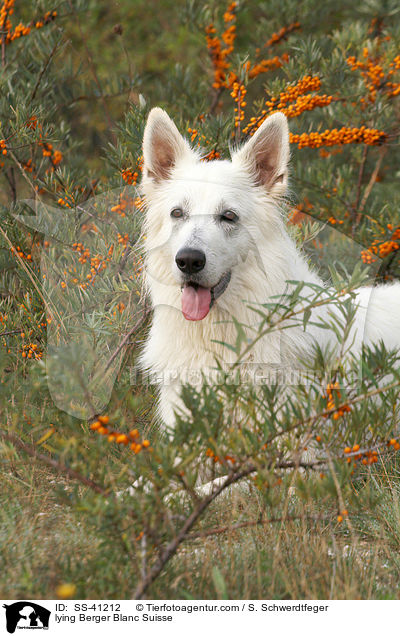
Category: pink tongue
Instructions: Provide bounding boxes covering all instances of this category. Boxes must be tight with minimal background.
[181,285,211,321]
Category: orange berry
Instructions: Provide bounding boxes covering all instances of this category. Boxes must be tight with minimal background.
[90,421,101,430]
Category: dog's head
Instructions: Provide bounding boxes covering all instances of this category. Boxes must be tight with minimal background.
[141,108,290,321]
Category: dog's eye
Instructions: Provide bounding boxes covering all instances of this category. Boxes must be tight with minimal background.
[171,208,184,219]
[220,210,238,223]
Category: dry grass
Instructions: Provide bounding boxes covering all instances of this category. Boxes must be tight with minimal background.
[2,457,400,599]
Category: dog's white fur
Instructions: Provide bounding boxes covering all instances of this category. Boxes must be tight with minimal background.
[140,107,400,428]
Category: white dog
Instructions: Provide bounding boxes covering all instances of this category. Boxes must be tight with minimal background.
[139,107,400,428]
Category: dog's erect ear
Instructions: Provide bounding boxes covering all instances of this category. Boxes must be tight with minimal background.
[232,112,289,196]
[142,108,192,183]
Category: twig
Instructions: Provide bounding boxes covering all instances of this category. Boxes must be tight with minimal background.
[132,469,250,599]
[209,87,223,115]
[7,147,41,196]
[354,147,387,228]
[355,146,368,211]
[29,37,61,104]
[131,458,318,599]
[235,85,242,144]
[102,306,151,376]
[0,429,108,495]
[0,220,66,337]
[359,147,386,209]
[255,379,400,452]
[0,329,23,337]
[352,146,368,235]
[186,514,310,540]
[4,167,16,204]
[1,18,7,67]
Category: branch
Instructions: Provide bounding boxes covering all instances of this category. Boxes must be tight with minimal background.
[186,513,325,540]
[1,18,7,68]
[131,458,318,599]
[102,306,151,376]
[0,429,108,495]
[209,87,223,115]
[29,37,61,104]
[354,146,387,229]
[0,329,23,336]
[260,378,400,451]
[355,146,368,209]
[3,167,16,204]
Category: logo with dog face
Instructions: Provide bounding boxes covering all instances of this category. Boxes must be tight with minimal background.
[2,602,51,633]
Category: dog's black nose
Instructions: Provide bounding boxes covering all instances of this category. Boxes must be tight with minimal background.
[175,248,206,274]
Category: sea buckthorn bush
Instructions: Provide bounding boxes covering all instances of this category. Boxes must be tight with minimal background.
[0,0,400,600]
